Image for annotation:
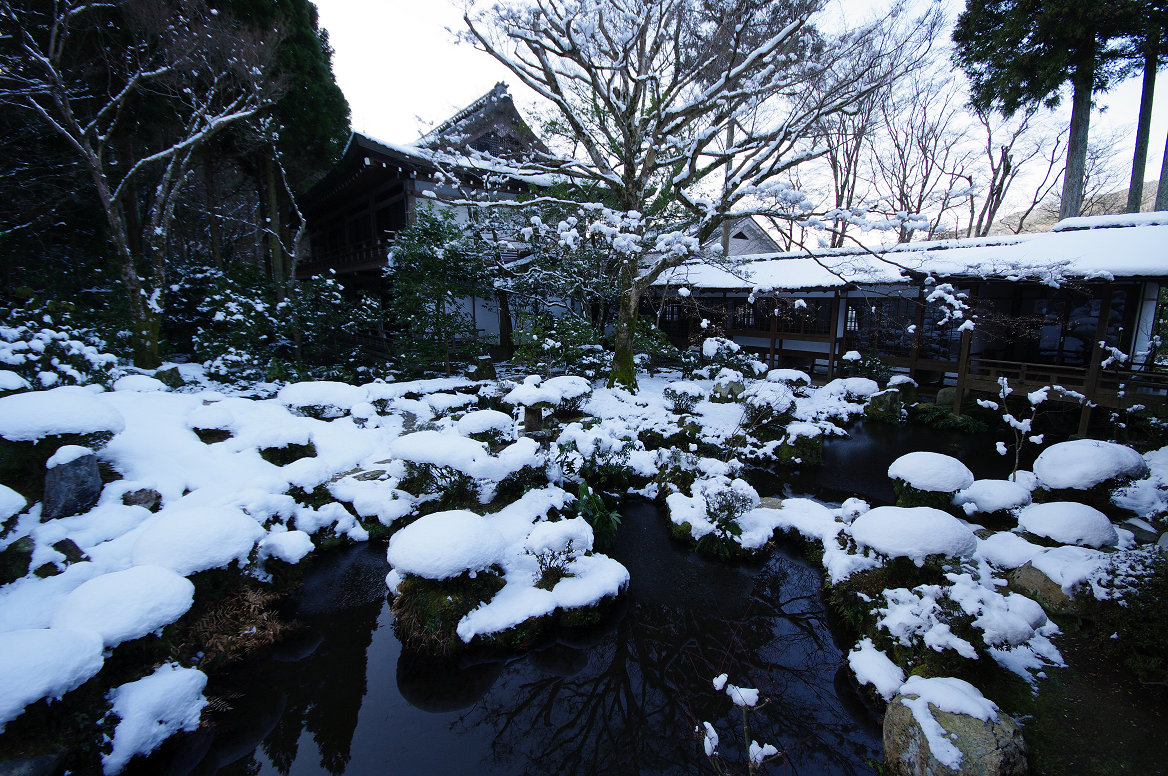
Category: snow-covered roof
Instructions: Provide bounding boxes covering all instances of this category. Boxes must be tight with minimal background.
[656,214,1168,291]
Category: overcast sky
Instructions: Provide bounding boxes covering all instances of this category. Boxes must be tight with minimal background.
[312,0,1167,201]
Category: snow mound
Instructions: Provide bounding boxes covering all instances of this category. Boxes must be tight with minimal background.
[820,377,880,399]
[850,506,977,563]
[975,532,1044,569]
[897,676,999,769]
[102,663,207,774]
[455,409,514,437]
[766,369,811,386]
[277,381,368,415]
[849,637,905,701]
[113,375,167,393]
[131,507,265,576]
[387,510,508,580]
[0,371,31,392]
[46,444,91,468]
[953,479,1031,514]
[50,566,195,648]
[0,628,104,731]
[0,483,25,521]
[543,375,592,402]
[1033,439,1147,491]
[259,530,314,564]
[524,517,594,555]
[504,375,560,406]
[1016,501,1118,548]
[0,385,125,441]
[888,452,974,493]
[185,402,234,431]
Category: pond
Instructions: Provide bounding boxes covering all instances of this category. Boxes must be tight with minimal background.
[134,420,1019,776]
[136,501,882,776]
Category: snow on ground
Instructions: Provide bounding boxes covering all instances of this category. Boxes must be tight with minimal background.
[0,628,104,730]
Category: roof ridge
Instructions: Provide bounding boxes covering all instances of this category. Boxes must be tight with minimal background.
[417,82,510,146]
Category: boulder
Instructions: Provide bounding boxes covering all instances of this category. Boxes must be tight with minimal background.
[470,355,496,381]
[0,536,34,585]
[154,366,185,389]
[122,487,163,512]
[884,694,1027,776]
[1006,561,1082,617]
[41,449,102,520]
[865,388,905,423]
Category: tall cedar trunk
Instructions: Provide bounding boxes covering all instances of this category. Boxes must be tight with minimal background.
[1059,56,1095,220]
[608,258,639,391]
[496,289,514,358]
[1128,27,1159,213]
[1158,129,1168,210]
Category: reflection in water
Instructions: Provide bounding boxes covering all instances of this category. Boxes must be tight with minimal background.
[142,502,881,776]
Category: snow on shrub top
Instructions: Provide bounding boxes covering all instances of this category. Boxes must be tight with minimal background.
[50,566,195,648]
[850,506,977,563]
[113,375,167,393]
[664,380,704,397]
[504,375,561,406]
[259,530,314,565]
[0,385,124,442]
[0,628,104,731]
[386,509,507,580]
[0,371,30,392]
[888,451,974,493]
[276,381,368,412]
[1016,502,1118,548]
[543,375,593,402]
[819,377,880,399]
[389,430,545,484]
[952,479,1032,514]
[766,368,811,386]
[702,336,740,359]
[131,507,265,576]
[1033,439,1147,490]
[524,517,594,556]
[455,409,514,437]
[0,484,25,521]
[741,381,795,414]
[185,402,234,431]
[102,663,208,774]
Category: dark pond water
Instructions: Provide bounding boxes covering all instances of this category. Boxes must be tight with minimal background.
[138,500,882,776]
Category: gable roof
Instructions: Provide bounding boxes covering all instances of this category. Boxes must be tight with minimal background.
[657,214,1168,292]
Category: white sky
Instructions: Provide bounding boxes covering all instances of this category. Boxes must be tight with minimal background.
[313,0,1168,200]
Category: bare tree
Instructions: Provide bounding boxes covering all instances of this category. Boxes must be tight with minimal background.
[460,0,941,390]
[813,90,881,248]
[0,0,280,366]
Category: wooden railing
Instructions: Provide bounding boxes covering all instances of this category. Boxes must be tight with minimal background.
[964,358,1168,408]
[296,235,397,279]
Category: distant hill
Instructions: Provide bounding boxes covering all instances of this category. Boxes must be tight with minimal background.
[993,179,1162,235]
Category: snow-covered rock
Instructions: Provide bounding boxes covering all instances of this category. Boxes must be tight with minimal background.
[259,530,314,564]
[102,663,208,774]
[0,385,125,441]
[387,510,508,580]
[113,375,167,393]
[524,517,594,556]
[888,452,974,493]
[848,637,905,701]
[953,479,1031,515]
[1016,502,1118,548]
[1033,439,1147,491]
[0,628,104,731]
[50,566,195,648]
[850,506,977,564]
[131,507,265,576]
[277,381,368,418]
[455,409,515,438]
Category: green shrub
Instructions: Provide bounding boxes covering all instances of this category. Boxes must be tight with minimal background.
[576,482,621,552]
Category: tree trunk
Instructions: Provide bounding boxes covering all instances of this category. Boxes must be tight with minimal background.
[607,260,640,391]
[1059,56,1095,220]
[1158,128,1168,211]
[204,159,223,268]
[265,154,286,291]
[496,289,514,358]
[1127,27,1159,214]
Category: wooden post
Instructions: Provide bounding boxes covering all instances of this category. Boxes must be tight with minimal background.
[768,296,780,368]
[1080,289,1114,436]
[953,328,972,416]
[827,291,841,380]
[911,284,926,379]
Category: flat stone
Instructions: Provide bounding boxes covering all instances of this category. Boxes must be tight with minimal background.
[122,487,162,512]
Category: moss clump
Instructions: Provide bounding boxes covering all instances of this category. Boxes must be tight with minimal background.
[911,403,988,434]
[391,569,506,655]
[495,464,547,503]
[258,441,317,467]
[892,480,958,511]
[777,433,823,466]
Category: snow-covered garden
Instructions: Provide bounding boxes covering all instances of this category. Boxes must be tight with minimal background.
[1,330,1167,774]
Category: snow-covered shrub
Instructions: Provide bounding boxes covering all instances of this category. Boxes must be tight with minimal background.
[1085,546,1168,684]
[515,315,609,377]
[888,452,974,510]
[663,381,704,414]
[1032,439,1148,509]
[0,304,118,388]
[741,381,795,431]
[632,319,679,373]
[544,375,593,415]
[554,421,641,498]
[696,337,766,378]
[841,347,890,383]
[849,506,977,567]
[524,517,594,589]
[455,409,516,449]
[667,476,761,559]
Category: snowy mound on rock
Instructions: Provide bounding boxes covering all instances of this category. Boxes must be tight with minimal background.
[0,628,104,730]
[1016,502,1118,548]
[277,380,368,415]
[113,374,167,393]
[850,506,977,563]
[953,479,1032,515]
[0,385,124,441]
[50,566,195,648]
[455,409,514,438]
[387,510,508,580]
[888,451,974,493]
[1033,439,1147,490]
[131,507,265,576]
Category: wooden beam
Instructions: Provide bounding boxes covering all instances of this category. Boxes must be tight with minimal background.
[953,328,972,416]
[1079,290,1114,436]
[827,291,841,380]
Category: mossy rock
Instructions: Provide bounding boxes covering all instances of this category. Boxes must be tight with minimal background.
[0,536,34,586]
[391,569,506,656]
[259,441,317,467]
[864,388,905,424]
[154,366,185,389]
[1033,481,1135,519]
[778,433,823,466]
